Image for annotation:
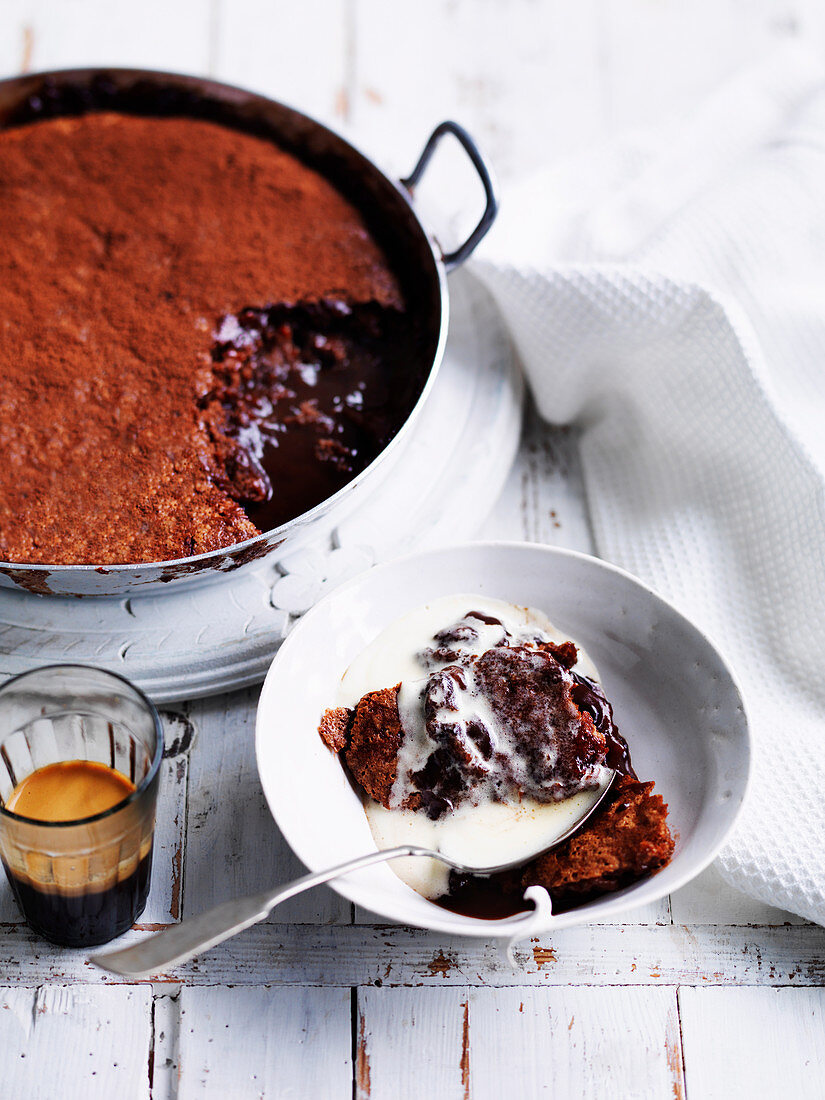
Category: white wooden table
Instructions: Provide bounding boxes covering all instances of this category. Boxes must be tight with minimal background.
[2,3,825,1096]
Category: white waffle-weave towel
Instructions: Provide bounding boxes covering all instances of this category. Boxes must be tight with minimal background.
[472,45,825,924]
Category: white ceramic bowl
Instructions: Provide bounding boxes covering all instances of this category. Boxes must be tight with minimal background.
[255,542,750,936]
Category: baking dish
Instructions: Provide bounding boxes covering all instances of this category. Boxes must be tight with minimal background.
[0,68,497,597]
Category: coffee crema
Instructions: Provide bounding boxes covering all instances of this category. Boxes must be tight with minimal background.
[5,760,136,822]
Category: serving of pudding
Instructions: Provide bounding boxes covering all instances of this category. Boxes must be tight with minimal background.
[0,109,424,565]
[319,595,674,916]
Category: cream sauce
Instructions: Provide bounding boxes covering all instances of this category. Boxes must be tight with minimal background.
[337,595,610,900]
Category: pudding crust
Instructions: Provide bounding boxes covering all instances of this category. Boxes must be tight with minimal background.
[0,112,407,565]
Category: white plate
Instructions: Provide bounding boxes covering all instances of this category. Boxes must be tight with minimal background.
[255,542,750,936]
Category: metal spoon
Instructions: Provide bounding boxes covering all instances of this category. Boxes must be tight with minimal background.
[90,773,615,979]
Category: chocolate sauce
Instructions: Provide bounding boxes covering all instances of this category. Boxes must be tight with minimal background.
[435,865,613,920]
[3,848,153,947]
[433,869,530,920]
[570,673,635,778]
[204,300,426,533]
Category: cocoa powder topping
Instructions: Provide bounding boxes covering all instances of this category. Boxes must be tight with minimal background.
[0,112,408,564]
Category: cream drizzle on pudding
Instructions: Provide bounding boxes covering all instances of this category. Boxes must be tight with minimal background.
[337,595,616,899]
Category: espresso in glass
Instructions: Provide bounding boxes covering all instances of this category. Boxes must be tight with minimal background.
[0,666,163,947]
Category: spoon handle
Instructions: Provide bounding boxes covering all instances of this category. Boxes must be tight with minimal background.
[89,845,431,979]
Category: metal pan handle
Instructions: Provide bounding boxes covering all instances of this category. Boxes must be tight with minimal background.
[401,120,499,271]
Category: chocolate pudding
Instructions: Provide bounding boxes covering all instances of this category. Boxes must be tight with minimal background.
[319,596,674,916]
[0,110,425,565]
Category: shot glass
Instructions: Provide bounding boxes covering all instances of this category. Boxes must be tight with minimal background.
[0,665,163,947]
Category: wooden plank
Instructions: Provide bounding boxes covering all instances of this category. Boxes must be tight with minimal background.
[356,986,468,1099]
[213,0,349,126]
[4,921,825,987]
[356,985,684,1098]
[680,986,825,1100]
[469,986,684,1099]
[0,984,152,1100]
[184,687,351,924]
[139,712,191,926]
[670,863,805,927]
[482,403,596,554]
[176,985,351,1098]
[0,0,212,76]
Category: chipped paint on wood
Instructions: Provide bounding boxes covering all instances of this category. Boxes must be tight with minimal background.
[428,950,457,978]
[356,1008,372,1099]
[160,712,196,759]
[169,839,183,922]
[532,943,557,970]
[460,999,470,1100]
[4,923,825,988]
[357,988,466,1097]
[666,993,686,1100]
